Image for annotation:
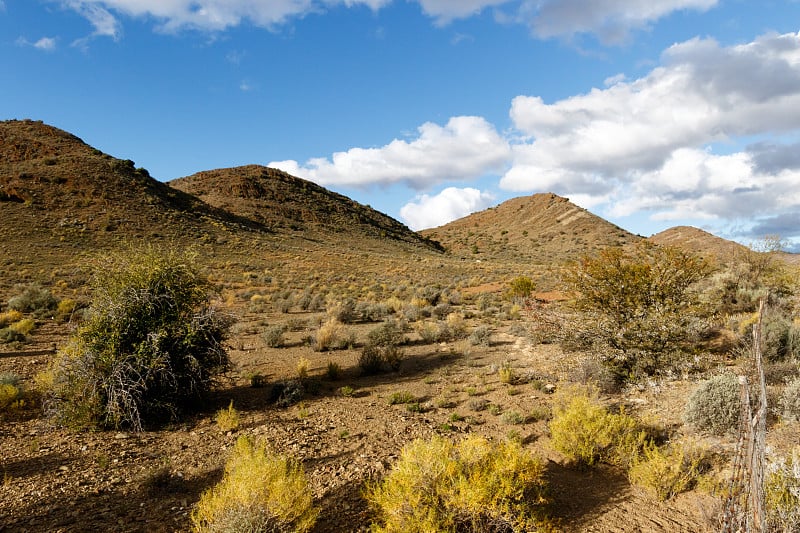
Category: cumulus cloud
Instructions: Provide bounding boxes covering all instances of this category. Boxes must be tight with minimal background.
[400,187,496,230]
[270,116,510,189]
[415,0,509,25]
[523,0,718,44]
[67,1,121,39]
[502,31,800,235]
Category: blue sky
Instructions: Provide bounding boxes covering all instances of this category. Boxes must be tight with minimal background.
[3,1,800,250]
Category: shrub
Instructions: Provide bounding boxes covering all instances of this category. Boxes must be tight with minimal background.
[46,246,233,431]
[0,310,22,327]
[765,448,800,532]
[328,299,357,323]
[366,319,405,347]
[549,384,645,467]
[469,325,491,347]
[0,327,25,344]
[358,344,385,375]
[498,362,516,384]
[387,391,416,405]
[215,401,240,432]
[313,318,344,352]
[564,243,711,378]
[192,436,318,533]
[0,374,23,411]
[268,379,305,408]
[507,275,535,301]
[366,435,549,533]
[7,283,58,317]
[325,361,341,381]
[262,325,286,348]
[432,303,451,320]
[780,377,800,421]
[296,357,310,380]
[628,440,711,501]
[55,298,79,322]
[9,318,35,335]
[415,321,439,343]
[683,373,741,435]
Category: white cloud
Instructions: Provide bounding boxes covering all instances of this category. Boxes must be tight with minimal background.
[270,116,510,189]
[523,0,718,44]
[67,1,121,39]
[415,0,510,25]
[400,187,496,230]
[16,36,58,51]
[60,0,390,33]
[34,37,58,50]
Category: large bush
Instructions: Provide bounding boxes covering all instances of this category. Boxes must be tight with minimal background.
[367,435,549,532]
[564,243,711,378]
[46,246,233,430]
[192,436,318,533]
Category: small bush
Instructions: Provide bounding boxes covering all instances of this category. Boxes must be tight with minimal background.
[262,325,286,348]
[339,386,355,397]
[469,325,491,347]
[549,384,645,467]
[498,362,516,384]
[55,298,78,322]
[780,377,800,421]
[507,275,535,301]
[683,373,741,435]
[269,379,305,408]
[387,391,416,405]
[0,310,22,327]
[628,440,711,500]
[366,319,405,348]
[313,318,344,352]
[296,357,310,380]
[0,374,23,411]
[328,299,357,324]
[765,448,800,532]
[215,401,240,432]
[9,318,35,336]
[7,283,58,317]
[192,436,318,533]
[0,327,25,344]
[415,321,439,343]
[366,435,549,533]
[325,361,341,381]
[358,344,385,375]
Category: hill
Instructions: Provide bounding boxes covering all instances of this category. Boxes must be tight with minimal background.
[648,226,747,263]
[169,165,440,251]
[420,193,640,264]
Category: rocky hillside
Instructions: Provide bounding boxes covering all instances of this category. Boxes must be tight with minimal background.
[421,193,640,264]
[648,226,747,263]
[169,165,440,251]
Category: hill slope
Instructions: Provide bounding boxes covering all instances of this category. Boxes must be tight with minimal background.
[648,226,748,263]
[169,165,440,251]
[421,193,640,263]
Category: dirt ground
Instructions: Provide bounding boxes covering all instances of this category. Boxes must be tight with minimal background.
[1,305,723,532]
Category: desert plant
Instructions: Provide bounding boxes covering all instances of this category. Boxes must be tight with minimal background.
[780,377,800,421]
[296,357,310,380]
[268,379,305,408]
[262,325,287,348]
[765,447,800,532]
[387,391,416,405]
[9,318,35,336]
[7,283,58,317]
[54,298,79,322]
[325,361,341,381]
[215,400,240,432]
[507,275,535,301]
[358,344,385,375]
[564,243,711,378]
[469,325,491,347]
[683,373,741,435]
[498,361,516,384]
[313,318,344,352]
[628,440,711,501]
[549,384,646,467]
[366,319,405,347]
[46,246,233,431]
[0,373,23,411]
[0,309,22,327]
[366,435,549,532]
[192,436,318,532]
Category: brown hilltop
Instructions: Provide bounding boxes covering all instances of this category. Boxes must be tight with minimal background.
[648,225,747,263]
[421,193,640,264]
[170,165,440,251]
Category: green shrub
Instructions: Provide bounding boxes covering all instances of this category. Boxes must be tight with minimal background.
[549,384,645,467]
[0,327,25,344]
[262,325,286,348]
[0,373,23,411]
[324,361,341,381]
[7,283,58,317]
[46,246,233,431]
[780,377,800,421]
[9,318,35,335]
[683,373,741,435]
[507,275,535,301]
[387,391,416,405]
[0,309,22,327]
[192,436,318,532]
[628,440,711,500]
[564,243,711,378]
[366,319,405,347]
[366,435,549,532]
